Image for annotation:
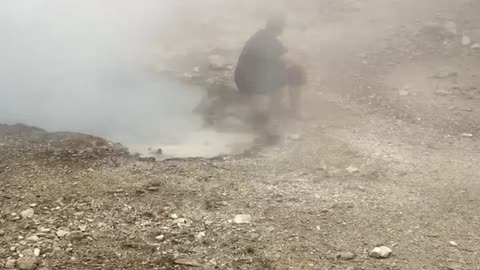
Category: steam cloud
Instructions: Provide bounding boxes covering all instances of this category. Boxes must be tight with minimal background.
[0,1,206,145]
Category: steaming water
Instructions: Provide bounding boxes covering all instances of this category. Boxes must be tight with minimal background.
[0,1,258,158]
[1,72,255,158]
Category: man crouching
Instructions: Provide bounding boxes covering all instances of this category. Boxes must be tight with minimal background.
[234,13,306,134]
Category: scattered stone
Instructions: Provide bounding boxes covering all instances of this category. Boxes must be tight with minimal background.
[16,256,37,270]
[369,246,392,258]
[399,90,409,96]
[195,232,206,240]
[233,214,252,224]
[87,168,94,172]
[204,220,213,226]
[472,43,480,49]
[170,214,179,219]
[174,257,202,267]
[4,259,16,269]
[29,203,37,207]
[461,133,473,138]
[147,186,160,192]
[449,241,458,247]
[172,218,191,227]
[73,211,84,216]
[26,235,40,242]
[38,228,50,233]
[346,166,360,173]
[447,263,462,270]
[20,208,35,219]
[22,249,35,257]
[78,225,87,232]
[182,72,194,80]
[155,235,165,241]
[33,248,41,257]
[0,229,5,236]
[67,231,86,241]
[461,35,471,46]
[208,54,228,70]
[56,230,70,238]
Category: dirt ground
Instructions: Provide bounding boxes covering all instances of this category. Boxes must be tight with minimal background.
[1,0,480,269]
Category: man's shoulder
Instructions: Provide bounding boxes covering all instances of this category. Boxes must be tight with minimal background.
[245,29,279,49]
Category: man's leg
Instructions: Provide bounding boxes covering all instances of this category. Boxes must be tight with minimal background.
[288,86,302,118]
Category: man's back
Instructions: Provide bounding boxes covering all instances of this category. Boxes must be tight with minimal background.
[234,29,287,94]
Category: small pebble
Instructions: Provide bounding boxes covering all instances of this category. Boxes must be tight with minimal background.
[346,166,360,173]
[369,246,392,258]
[233,214,252,224]
[26,236,40,242]
[56,230,70,238]
[20,208,35,219]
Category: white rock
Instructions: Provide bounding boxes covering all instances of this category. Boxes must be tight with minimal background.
[195,232,206,240]
[78,225,87,232]
[462,35,471,46]
[369,246,392,258]
[172,218,191,227]
[56,230,70,238]
[20,208,35,219]
[208,54,227,70]
[449,241,458,246]
[155,235,165,241]
[33,248,41,257]
[193,66,200,73]
[38,227,50,233]
[346,166,360,173]
[233,214,251,224]
[26,236,40,242]
[461,133,473,138]
[471,43,480,49]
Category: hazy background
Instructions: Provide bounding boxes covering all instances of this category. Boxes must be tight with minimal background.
[0,0,212,145]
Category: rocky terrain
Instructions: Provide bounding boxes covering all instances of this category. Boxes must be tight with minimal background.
[1,0,480,269]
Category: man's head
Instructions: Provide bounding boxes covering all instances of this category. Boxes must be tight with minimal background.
[265,12,286,36]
